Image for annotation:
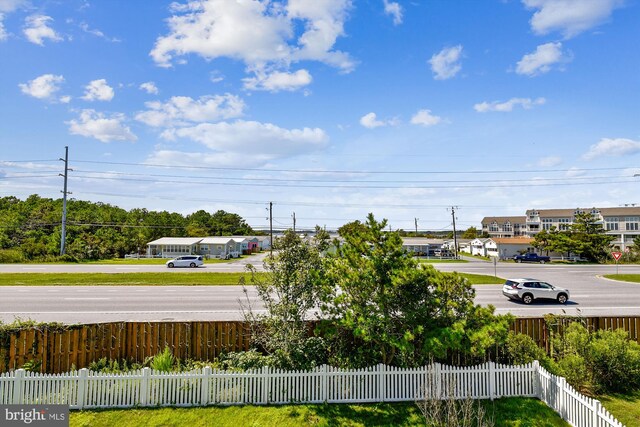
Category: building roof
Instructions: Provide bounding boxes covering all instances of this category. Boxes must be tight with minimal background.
[490,237,533,244]
[481,216,526,225]
[200,237,235,245]
[526,207,640,217]
[147,237,203,245]
[401,238,445,245]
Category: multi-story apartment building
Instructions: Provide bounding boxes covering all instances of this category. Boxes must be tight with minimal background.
[480,216,527,238]
[483,207,640,250]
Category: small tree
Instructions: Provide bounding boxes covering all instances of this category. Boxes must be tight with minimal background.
[568,212,615,262]
[243,228,329,369]
[320,214,510,368]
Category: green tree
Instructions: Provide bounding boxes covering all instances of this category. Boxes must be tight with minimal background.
[243,228,330,369]
[568,212,615,262]
[320,214,510,368]
[461,227,479,239]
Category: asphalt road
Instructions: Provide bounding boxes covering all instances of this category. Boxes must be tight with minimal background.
[1,260,640,323]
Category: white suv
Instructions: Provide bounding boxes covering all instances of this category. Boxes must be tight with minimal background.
[502,278,570,305]
[166,255,204,268]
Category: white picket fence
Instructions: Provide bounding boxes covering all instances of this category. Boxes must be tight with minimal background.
[0,361,624,426]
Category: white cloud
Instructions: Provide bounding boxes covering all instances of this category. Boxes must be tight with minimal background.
[139,81,159,95]
[82,79,115,101]
[566,167,586,177]
[67,109,137,143]
[410,109,442,127]
[23,14,62,45]
[538,156,562,167]
[429,45,463,80]
[516,42,568,76]
[583,138,640,160]
[135,94,245,128]
[523,0,623,39]
[243,69,312,92]
[360,112,385,128]
[0,14,7,41]
[150,0,354,80]
[0,0,26,13]
[59,95,71,103]
[210,71,225,83]
[474,97,546,112]
[160,120,328,161]
[79,22,120,42]
[383,0,403,25]
[18,74,64,100]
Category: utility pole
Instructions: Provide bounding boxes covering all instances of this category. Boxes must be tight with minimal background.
[60,146,70,255]
[269,202,273,257]
[451,206,458,259]
[414,218,419,235]
[292,212,296,233]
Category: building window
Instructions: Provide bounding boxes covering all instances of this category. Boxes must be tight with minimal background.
[542,218,553,231]
[558,218,570,231]
[626,217,639,231]
[489,222,498,232]
[503,222,512,232]
[605,217,619,231]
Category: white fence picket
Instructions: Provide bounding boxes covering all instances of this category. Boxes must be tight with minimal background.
[0,362,626,426]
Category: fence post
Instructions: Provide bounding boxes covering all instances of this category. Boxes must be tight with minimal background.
[488,361,495,400]
[592,399,601,426]
[532,360,540,399]
[77,369,88,409]
[434,363,441,399]
[12,369,25,404]
[377,364,385,402]
[262,366,269,404]
[140,367,151,407]
[321,365,328,403]
[558,377,566,419]
[201,366,211,406]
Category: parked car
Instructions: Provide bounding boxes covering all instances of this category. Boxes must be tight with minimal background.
[166,255,204,268]
[502,278,570,304]
[513,253,551,264]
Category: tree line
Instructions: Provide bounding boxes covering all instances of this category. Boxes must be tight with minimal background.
[0,195,255,261]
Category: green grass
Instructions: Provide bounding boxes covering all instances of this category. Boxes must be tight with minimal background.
[598,391,640,427]
[418,259,469,263]
[0,272,259,286]
[70,399,568,427]
[85,258,232,265]
[603,274,640,283]
[458,272,505,285]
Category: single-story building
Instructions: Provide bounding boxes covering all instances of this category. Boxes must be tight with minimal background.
[146,237,203,258]
[487,237,535,260]
[401,238,447,257]
[198,237,240,258]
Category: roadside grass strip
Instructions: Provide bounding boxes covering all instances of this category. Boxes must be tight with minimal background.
[603,274,640,283]
[458,272,505,285]
[0,272,258,286]
[69,399,568,427]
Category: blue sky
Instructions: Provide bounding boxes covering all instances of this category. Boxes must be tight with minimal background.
[1,0,639,232]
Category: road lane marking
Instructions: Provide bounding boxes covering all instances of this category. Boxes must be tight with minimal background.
[63,298,110,300]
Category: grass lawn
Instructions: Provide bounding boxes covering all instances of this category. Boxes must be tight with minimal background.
[418,259,468,263]
[0,272,259,286]
[70,399,568,427]
[597,391,640,427]
[85,258,231,265]
[458,272,505,285]
[603,274,640,283]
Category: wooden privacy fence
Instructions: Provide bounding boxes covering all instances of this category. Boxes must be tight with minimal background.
[0,362,624,426]
[2,316,640,374]
[0,321,250,373]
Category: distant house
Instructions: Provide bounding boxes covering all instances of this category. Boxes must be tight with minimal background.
[146,237,203,258]
[401,238,446,256]
[486,237,534,259]
[469,238,492,257]
[198,237,238,258]
[481,216,527,238]
[443,238,473,254]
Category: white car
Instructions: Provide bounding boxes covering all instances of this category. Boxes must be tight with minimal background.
[166,255,204,268]
[502,278,570,305]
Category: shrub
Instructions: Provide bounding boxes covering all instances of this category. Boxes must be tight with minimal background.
[0,249,25,263]
[502,332,548,367]
[150,347,175,372]
[218,349,275,370]
[588,329,640,393]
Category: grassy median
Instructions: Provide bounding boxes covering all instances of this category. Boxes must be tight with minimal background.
[603,274,640,283]
[0,272,503,286]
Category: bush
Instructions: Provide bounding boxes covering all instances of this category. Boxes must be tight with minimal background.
[218,349,275,370]
[0,249,25,263]
[502,332,549,367]
[588,329,640,393]
[150,347,175,372]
